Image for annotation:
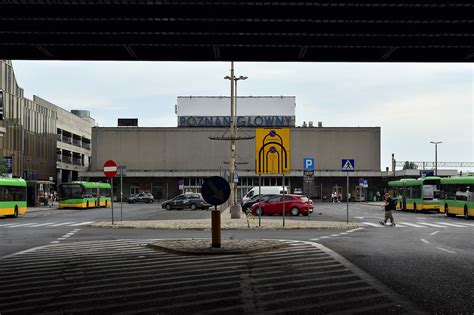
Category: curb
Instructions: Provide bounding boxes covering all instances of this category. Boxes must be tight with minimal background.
[147,239,288,255]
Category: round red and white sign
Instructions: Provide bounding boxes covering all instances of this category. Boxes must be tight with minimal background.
[103,160,118,178]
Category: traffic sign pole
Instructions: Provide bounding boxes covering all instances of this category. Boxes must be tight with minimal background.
[346,171,349,224]
[111,177,114,225]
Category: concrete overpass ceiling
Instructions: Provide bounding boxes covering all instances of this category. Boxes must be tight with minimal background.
[0,1,473,62]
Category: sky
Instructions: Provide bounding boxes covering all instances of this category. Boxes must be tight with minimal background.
[11,60,474,172]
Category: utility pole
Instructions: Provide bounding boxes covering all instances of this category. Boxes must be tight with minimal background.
[229,61,236,207]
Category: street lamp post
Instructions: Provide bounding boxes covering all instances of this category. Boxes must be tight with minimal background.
[430,141,442,176]
[224,62,247,207]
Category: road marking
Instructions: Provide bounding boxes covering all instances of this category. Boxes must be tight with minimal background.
[0,223,18,227]
[434,222,467,227]
[397,222,426,228]
[429,231,441,236]
[354,216,364,219]
[437,247,456,254]
[50,241,60,244]
[309,238,319,241]
[362,222,382,227]
[339,232,348,235]
[319,236,330,239]
[451,222,474,227]
[28,222,55,227]
[417,222,445,228]
[69,221,94,226]
[50,222,76,227]
[6,223,36,228]
[420,239,430,244]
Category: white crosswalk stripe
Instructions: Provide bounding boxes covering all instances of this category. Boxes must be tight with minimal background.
[0,222,95,228]
[49,222,77,227]
[28,222,55,227]
[434,222,468,227]
[453,222,474,227]
[416,222,446,228]
[69,221,95,226]
[361,220,473,229]
[361,222,382,227]
[396,222,427,228]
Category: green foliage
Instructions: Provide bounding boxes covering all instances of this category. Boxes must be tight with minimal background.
[0,152,6,176]
[402,161,418,170]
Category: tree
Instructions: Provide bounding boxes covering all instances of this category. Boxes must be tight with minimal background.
[402,161,418,170]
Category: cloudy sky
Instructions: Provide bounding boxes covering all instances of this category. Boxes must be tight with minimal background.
[11,61,474,171]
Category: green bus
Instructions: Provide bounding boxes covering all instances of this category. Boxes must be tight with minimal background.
[58,181,112,209]
[0,178,27,218]
[439,176,474,219]
[388,177,441,212]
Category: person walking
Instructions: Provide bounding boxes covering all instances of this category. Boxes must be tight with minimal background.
[380,192,396,226]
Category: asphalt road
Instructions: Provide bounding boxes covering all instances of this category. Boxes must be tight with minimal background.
[1,201,473,314]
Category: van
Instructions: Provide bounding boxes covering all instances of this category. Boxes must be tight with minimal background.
[242,186,288,204]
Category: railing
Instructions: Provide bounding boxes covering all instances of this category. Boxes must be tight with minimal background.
[73,139,81,147]
[73,158,82,165]
[62,136,72,144]
[82,143,91,149]
[62,156,72,164]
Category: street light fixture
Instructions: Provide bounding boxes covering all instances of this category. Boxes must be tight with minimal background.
[430,141,442,176]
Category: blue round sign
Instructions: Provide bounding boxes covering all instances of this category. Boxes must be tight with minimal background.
[201,176,231,206]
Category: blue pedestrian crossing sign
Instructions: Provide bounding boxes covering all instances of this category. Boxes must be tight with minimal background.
[303,158,314,171]
[341,159,355,172]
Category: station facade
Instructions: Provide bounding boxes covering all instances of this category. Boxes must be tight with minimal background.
[0,60,95,205]
[81,96,386,202]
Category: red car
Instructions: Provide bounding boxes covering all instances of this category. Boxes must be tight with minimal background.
[251,194,313,216]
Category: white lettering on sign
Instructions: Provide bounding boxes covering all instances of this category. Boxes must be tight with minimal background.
[104,166,117,172]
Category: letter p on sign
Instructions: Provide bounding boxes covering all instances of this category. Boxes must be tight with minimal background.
[304,158,314,171]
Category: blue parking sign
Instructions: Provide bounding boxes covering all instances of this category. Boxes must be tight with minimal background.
[304,158,314,171]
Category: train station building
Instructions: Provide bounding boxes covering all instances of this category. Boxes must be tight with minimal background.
[81,96,388,202]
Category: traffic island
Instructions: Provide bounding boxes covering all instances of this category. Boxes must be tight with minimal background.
[147,239,288,255]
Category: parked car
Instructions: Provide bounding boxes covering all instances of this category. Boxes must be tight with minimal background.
[250,194,313,216]
[127,192,154,203]
[242,186,289,204]
[241,194,277,214]
[162,193,210,210]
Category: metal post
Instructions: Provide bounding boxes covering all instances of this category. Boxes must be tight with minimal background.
[346,172,349,224]
[282,174,285,227]
[111,177,114,225]
[120,167,123,221]
[435,144,437,176]
[258,174,261,227]
[229,61,236,207]
[211,205,221,248]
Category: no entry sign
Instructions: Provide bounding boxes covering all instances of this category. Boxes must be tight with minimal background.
[103,160,118,178]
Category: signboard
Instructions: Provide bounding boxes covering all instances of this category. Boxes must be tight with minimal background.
[4,156,12,174]
[178,115,295,127]
[303,158,314,171]
[256,128,290,174]
[178,179,184,190]
[303,170,314,177]
[341,159,355,172]
[118,118,138,127]
[103,160,118,178]
[201,176,231,206]
[234,172,239,183]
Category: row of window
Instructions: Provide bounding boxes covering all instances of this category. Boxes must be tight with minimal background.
[0,186,26,202]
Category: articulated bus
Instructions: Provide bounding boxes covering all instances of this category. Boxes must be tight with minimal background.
[388,177,441,212]
[0,178,27,218]
[58,181,112,209]
[439,176,474,219]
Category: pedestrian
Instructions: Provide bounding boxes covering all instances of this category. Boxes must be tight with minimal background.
[376,191,381,201]
[380,192,396,226]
